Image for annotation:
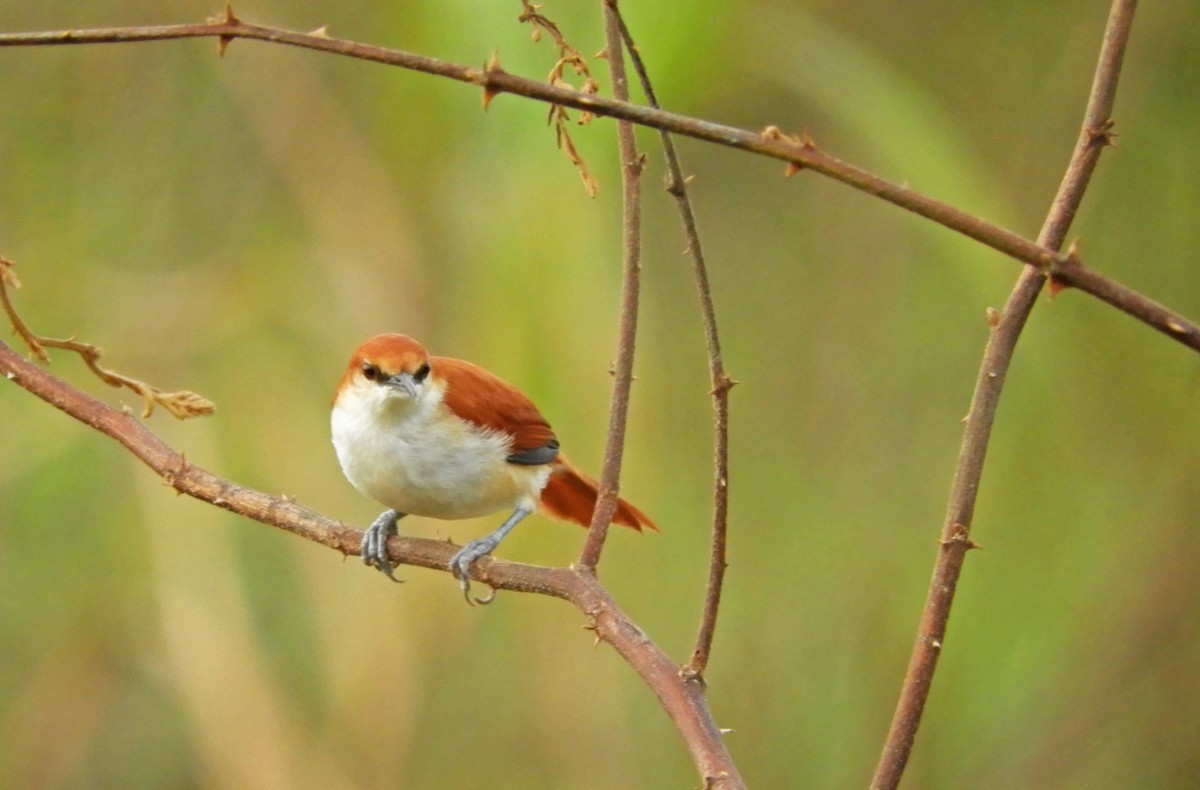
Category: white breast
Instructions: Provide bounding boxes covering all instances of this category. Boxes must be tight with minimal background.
[331,379,549,520]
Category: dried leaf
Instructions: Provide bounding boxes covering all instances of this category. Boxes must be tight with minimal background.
[158,390,218,419]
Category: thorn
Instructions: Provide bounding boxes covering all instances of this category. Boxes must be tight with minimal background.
[594,49,608,59]
[942,523,981,551]
[1048,239,1081,298]
[786,132,816,176]
[985,306,1001,326]
[760,125,785,141]
[1065,238,1082,260]
[710,374,739,395]
[207,4,238,25]
[482,51,505,110]
[1087,118,1117,148]
[212,4,238,57]
[719,728,735,735]
[308,25,330,38]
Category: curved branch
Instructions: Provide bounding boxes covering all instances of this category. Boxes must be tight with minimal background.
[606,6,733,678]
[0,13,1197,352]
[871,2,1139,787]
[577,2,645,570]
[0,336,741,787]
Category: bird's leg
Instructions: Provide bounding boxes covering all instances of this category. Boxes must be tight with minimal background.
[361,509,406,582]
[449,504,533,603]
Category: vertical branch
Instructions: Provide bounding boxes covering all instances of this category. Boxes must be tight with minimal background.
[578,0,645,571]
[607,8,734,677]
[870,2,1138,788]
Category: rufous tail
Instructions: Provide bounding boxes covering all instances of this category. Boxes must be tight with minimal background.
[539,457,657,532]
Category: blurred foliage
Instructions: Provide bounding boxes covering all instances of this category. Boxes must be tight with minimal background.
[2,1,1200,787]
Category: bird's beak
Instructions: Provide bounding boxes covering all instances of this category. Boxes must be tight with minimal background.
[387,372,419,399]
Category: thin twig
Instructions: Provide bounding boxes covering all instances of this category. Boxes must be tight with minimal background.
[0,333,742,788]
[577,1,646,572]
[0,257,214,419]
[0,14,1197,351]
[871,2,1138,787]
[607,6,733,678]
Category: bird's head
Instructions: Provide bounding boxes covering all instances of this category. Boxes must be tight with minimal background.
[336,333,435,409]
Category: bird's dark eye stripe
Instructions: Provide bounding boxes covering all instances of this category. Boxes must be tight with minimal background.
[413,362,431,382]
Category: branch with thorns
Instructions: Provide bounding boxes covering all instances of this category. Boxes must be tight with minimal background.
[0,257,214,420]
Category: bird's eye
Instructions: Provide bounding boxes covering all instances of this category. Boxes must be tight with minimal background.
[361,362,381,382]
[413,362,431,382]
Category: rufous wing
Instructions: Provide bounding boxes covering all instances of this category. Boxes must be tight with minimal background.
[437,356,654,531]
[436,356,559,458]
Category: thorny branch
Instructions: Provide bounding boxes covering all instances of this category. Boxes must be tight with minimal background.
[0,12,1195,351]
[0,257,214,420]
[605,5,734,679]
[870,2,1139,788]
[577,2,645,573]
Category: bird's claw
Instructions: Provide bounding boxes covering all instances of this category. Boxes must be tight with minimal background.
[449,539,498,606]
[361,509,404,583]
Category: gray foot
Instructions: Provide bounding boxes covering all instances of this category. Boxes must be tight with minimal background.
[361,509,404,583]
[449,536,501,605]
[447,505,531,605]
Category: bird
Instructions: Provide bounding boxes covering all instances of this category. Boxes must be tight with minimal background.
[331,333,656,600]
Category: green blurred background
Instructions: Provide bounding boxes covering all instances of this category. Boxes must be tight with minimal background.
[2,1,1199,787]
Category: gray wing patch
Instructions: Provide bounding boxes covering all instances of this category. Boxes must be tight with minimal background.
[506,439,560,466]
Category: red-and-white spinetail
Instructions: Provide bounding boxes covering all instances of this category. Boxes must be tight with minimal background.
[331,333,656,601]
